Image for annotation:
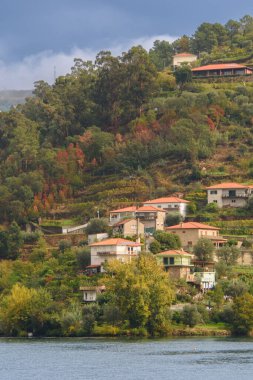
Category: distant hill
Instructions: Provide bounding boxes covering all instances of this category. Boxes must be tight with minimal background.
[0,90,33,111]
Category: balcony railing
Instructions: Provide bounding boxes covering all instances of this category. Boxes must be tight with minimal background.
[222,194,249,198]
[97,251,117,256]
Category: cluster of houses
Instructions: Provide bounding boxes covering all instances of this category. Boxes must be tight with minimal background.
[79,182,253,301]
[173,52,253,78]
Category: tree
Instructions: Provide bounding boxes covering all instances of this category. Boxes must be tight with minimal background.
[0,222,24,260]
[174,65,192,87]
[217,245,240,266]
[165,212,182,227]
[181,305,202,327]
[85,218,109,235]
[0,284,54,336]
[149,40,173,70]
[152,230,181,252]
[193,238,214,261]
[103,254,174,335]
[232,293,253,335]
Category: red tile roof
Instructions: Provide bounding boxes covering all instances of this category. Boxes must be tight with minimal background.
[136,205,166,212]
[110,206,137,213]
[166,222,219,230]
[157,249,193,256]
[174,53,196,57]
[144,197,189,204]
[89,238,141,247]
[206,182,249,189]
[192,63,250,71]
[113,218,136,226]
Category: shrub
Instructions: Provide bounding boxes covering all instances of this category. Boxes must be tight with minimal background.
[181,305,202,327]
[59,240,72,253]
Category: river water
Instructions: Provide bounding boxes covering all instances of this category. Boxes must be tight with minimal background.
[0,337,253,380]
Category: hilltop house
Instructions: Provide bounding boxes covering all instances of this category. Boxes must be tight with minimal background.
[192,63,253,78]
[89,238,142,272]
[112,218,145,238]
[109,206,137,224]
[156,249,194,281]
[143,196,189,218]
[206,182,253,208]
[173,53,197,68]
[166,222,227,249]
[135,206,166,234]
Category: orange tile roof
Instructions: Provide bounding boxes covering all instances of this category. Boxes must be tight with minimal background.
[192,63,250,71]
[89,238,141,247]
[110,206,137,213]
[157,249,193,256]
[144,197,189,204]
[206,182,249,189]
[113,218,136,226]
[136,205,166,212]
[174,53,196,57]
[166,222,219,230]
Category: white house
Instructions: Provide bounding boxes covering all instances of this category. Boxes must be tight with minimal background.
[173,52,197,68]
[206,182,253,208]
[109,206,137,224]
[90,238,142,271]
[143,197,189,218]
[80,286,105,302]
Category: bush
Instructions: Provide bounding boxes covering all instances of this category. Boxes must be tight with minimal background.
[59,240,72,253]
[86,218,109,235]
[165,213,182,227]
[181,305,202,327]
[76,247,91,269]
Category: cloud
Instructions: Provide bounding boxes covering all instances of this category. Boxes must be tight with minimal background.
[0,34,177,90]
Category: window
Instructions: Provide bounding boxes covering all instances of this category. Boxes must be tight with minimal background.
[169,257,174,265]
[232,200,236,203]
[229,190,236,197]
[213,200,217,203]
[163,257,168,265]
[182,231,186,233]
[210,190,217,195]
[188,241,192,246]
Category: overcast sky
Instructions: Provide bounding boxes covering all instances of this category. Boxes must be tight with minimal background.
[1,0,253,89]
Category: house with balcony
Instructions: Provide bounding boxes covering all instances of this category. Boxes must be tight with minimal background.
[112,218,145,238]
[89,238,142,272]
[156,249,194,281]
[109,206,137,224]
[135,206,166,234]
[206,182,253,208]
[143,196,189,218]
[166,222,227,250]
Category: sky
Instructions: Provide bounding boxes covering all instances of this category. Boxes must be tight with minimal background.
[1,0,253,89]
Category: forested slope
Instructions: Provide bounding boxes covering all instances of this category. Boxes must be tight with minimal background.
[1,15,253,225]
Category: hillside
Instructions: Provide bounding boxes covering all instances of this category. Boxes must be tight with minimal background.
[0,15,253,226]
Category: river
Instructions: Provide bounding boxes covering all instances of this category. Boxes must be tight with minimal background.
[0,337,253,380]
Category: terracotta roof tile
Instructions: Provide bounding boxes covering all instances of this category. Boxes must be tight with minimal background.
[157,249,193,256]
[166,222,219,230]
[136,206,166,212]
[192,63,251,71]
[206,182,249,189]
[89,238,141,247]
[110,206,137,213]
[144,197,189,204]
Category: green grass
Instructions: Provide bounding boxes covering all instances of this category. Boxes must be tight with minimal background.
[41,219,77,227]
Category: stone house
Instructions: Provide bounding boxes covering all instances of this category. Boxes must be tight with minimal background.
[112,218,145,238]
[135,206,166,234]
[166,222,227,250]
